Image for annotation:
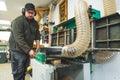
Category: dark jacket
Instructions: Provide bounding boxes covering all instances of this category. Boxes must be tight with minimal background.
[9,15,40,54]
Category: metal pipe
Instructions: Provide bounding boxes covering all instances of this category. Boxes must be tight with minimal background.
[91,21,94,49]
[87,48,120,51]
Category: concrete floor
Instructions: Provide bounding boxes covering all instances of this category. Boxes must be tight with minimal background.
[0,63,30,80]
[0,63,13,80]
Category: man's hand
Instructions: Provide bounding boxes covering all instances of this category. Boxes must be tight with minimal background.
[29,50,35,58]
[36,48,40,52]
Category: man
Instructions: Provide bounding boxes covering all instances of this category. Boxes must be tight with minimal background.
[9,3,40,80]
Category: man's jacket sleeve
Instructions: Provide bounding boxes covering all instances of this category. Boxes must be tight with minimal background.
[35,24,40,40]
[11,21,31,54]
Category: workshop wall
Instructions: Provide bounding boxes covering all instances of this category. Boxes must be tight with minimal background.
[116,0,120,11]
[53,4,59,26]
[0,32,10,40]
[52,0,104,26]
[53,0,120,25]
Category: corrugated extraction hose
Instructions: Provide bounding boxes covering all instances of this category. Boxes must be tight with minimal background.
[61,0,91,58]
[94,51,116,64]
[103,0,116,16]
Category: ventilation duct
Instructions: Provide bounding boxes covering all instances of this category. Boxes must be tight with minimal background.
[103,0,116,16]
[61,0,91,58]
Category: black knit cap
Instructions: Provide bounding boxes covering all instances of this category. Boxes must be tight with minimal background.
[25,3,35,10]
